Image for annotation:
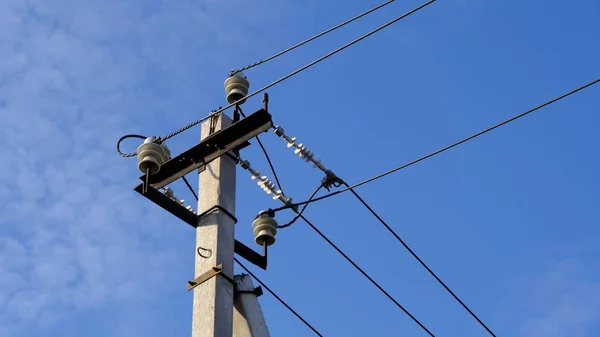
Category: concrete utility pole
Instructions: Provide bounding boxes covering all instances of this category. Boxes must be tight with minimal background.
[192,113,237,337]
[233,275,270,337]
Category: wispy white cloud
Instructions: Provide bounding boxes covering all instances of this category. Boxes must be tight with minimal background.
[0,0,284,335]
[519,260,600,337]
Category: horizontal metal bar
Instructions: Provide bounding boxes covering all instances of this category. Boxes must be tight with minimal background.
[187,264,235,291]
[234,240,267,270]
[134,183,197,227]
[187,264,223,291]
[142,109,272,189]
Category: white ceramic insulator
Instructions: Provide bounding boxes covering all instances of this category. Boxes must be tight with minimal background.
[224,72,250,104]
[274,127,329,172]
[239,157,289,202]
[252,212,278,246]
[137,137,170,174]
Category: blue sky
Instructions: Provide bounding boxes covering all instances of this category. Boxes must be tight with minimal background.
[1,0,599,336]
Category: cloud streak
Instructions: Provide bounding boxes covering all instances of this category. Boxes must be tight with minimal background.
[519,260,600,337]
[0,0,280,335]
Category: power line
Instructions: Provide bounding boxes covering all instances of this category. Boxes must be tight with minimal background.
[234,258,325,337]
[297,214,436,337]
[252,124,435,336]
[345,183,496,336]
[158,0,436,142]
[116,134,147,158]
[275,77,600,211]
[230,0,397,75]
[278,185,323,228]
[182,175,198,201]
[238,105,286,194]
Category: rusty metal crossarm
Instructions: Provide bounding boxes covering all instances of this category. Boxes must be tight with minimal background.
[140,109,273,189]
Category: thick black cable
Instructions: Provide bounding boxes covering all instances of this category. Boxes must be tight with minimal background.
[116,134,147,157]
[182,175,198,201]
[345,183,496,336]
[160,113,217,143]
[275,77,600,211]
[278,185,323,229]
[230,0,397,75]
[234,258,325,337]
[159,0,436,142]
[297,214,436,337]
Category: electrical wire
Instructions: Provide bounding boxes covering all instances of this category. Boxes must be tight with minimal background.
[182,175,198,201]
[251,118,434,335]
[344,183,496,336]
[230,0,397,75]
[278,185,323,228]
[234,258,325,337]
[160,113,217,143]
[238,106,286,193]
[297,214,436,337]
[116,134,147,157]
[275,77,600,212]
[158,0,436,143]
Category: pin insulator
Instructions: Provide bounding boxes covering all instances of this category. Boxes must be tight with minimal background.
[224,72,250,105]
[252,210,278,246]
[137,137,170,174]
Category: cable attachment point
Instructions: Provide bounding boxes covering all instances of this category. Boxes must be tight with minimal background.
[224,71,250,105]
[321,171,344,191]
[273,126,328,172]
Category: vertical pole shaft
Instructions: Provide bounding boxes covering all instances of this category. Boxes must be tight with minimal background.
[233,275,270,337]
[192,113,237,337]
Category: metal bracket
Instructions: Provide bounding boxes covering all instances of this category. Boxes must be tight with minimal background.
[197,205,238,225]
[187,264,236,291]
[134,183,197,227]
[235,286,264,298]
[234,240,268,270]
[141,109,272,189]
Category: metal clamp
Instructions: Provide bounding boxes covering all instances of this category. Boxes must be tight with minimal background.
[197,205,238,225]
[187,264,236,291]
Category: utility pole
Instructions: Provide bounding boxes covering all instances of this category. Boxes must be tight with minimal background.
[233,275,270,337]
[191,113,237,337]
[132,72,273,337]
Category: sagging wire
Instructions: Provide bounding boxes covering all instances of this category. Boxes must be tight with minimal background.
[229,0,397,75]
[116,134,147,158]
[277,185,323,229]
[115,0,435,148]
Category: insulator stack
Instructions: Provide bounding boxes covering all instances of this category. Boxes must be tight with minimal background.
[162,187,195,213]
[239,159,293,205]
[273,126,328,172]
